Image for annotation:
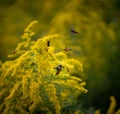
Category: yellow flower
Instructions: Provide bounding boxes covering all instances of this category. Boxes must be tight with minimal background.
[107,96,116,114]
[24,20,38,33]
[45,84,61,114]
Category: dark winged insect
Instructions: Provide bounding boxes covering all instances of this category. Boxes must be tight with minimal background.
[71,28,79,34]
[47,40,50,47]
[63,47,72,52]
[54,64,64,75]
[12,50,17,54]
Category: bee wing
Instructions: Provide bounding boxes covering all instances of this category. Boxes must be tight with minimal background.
[56,70,60,75]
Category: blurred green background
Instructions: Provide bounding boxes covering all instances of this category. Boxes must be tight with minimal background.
[0,0,120,113]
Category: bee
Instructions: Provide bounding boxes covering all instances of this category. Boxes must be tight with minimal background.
[71,28,79,34]
[47,40,50,47]
[54,64,64,75]
[63,47,72,52]
[12,50,17,54]
[46,40,50,51]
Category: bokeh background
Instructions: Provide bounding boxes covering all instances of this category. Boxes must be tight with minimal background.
[0,0,120,113]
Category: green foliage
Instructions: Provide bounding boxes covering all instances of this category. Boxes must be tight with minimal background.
[0,21,87,114]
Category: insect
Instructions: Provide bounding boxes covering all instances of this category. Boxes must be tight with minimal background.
[54,64,64,75]
[70,28,80,34]
[46,40,50,51]
[47,40,50,47]
[63,47,72,52]
[64,24,80,39]
[65,23,80,34]
[12,50,17,54]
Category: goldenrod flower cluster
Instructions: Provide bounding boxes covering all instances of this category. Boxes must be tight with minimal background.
[0,21,87,114]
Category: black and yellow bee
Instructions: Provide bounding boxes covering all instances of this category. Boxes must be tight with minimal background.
[54,64,64,75]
